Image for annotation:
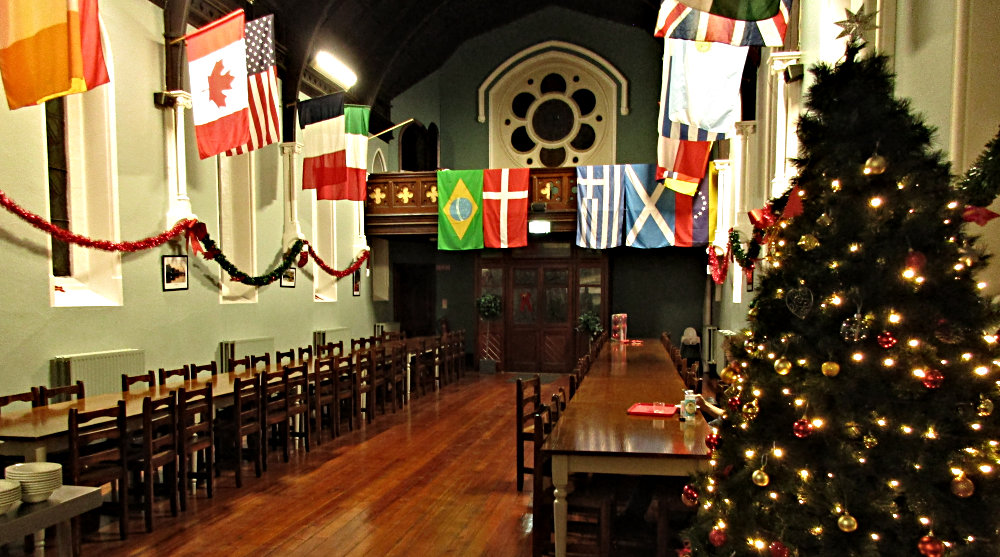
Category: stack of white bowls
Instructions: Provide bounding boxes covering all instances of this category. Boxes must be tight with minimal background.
[0,478,19,512]
[5,462,62,503]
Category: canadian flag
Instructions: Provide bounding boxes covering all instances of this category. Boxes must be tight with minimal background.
[483,168,530,248]
[186,10,250,159]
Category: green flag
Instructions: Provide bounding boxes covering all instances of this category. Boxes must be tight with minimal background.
[679,0,781,21]
[437,170,484,250]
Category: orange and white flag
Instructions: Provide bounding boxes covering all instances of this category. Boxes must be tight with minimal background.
[0,0,109,110]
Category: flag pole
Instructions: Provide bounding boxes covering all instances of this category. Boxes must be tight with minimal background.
[368,118,414,140]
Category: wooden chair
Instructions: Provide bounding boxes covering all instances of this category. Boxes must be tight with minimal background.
[370,345,390,416]
[275,349,296,369]
[388,342,407,410]
[569,375,578,400]
[227,355,252,374]
[177,385,213,511]
[353,348,375,426]
[516,374,542,492]
[332,353,356,437]
[215,375,262,487]
[128,394,178,533]
[350,337,368,353]
[413,339,438,397]
[261,364,310,468]
[189,361,218,380]
[122,372,155,393]
[67,400,129,553]
[297,345,313,367]
[250,353,271,372]
[317,341,343,359]
[158,365,190,387]
[37,380,85,406]
[260,368,288,471]
[0,389,38,414]
[549,388,567,426]
[311,356,338,444]
[284,363,311,451]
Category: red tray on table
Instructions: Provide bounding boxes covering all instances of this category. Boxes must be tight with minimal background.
[626,402,678,417]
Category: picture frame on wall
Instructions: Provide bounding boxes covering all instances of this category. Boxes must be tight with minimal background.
[352,269,361,296]
[280,267,296,288]
[162,255,188,291]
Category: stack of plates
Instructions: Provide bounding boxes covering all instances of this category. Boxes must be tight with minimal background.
[5,462,62,503]
[0,479,19,513]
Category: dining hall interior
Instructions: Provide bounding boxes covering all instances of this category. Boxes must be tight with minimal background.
[1,0,999,556]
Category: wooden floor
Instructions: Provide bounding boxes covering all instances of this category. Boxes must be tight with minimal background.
[72,372,563,557]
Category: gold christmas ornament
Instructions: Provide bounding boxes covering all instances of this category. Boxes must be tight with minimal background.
[821,361,841,377]
[863,434,878,449]
[774,357,793,375]
[845,422,862,438]
[951,476,975,498]
[751,469,770,487]
[863,154,888,175]
[742,401,759,420]
[978,396,994,417]
[817,213,833,227]
[838,513,859,532]
[798,234,821,251]
[720,364,740,384]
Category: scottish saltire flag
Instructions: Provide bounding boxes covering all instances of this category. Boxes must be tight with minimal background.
[623,164,673,248]
[655,0,792,47]
[483,168,529,248]
[576,165,625,249]
[666,39,748,135]
[437,170,484,250]
[679,0,781,21]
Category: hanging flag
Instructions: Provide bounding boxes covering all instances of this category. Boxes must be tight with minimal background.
[657,136,712,192]
[672,170,715,247]
[299,95,370,201]
[655,0,792,47]
[678,0,781,21]
[0,0,109,110]
[623,164,674,248]
[483,168,530,249]
[657,40,727,143]
[437,170,484,250]
[225,14,279,155]
[186,10,250,159]
[576,165,625,249]
[666,39,748,136]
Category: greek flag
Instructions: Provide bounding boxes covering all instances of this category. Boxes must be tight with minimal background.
[576,165,625,249]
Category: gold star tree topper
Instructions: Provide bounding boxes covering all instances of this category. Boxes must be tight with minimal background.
[835,6,878,43]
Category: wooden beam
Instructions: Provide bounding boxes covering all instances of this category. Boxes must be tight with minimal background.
[162,0,192,91]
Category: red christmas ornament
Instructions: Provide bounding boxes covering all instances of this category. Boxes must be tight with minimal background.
[705,433,720,451]
[918,535,944,556]
[769,540,789,557]
[793,419,814,438]
[727,396,741,411]
[877,331,898,348]
[681,484,699,507]
[906,250,927,272]
[922,369,944,389]
[708,528,727,547]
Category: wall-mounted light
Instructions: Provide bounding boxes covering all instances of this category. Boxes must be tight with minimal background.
[313,51,357,90]
[528,220,551,234]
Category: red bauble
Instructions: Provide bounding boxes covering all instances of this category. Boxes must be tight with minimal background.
[708,528,727,547]
[877,331,898,348]
[705,433,720,451]
[727,396,741,411]
[769,541,789,557]
[681,484,699,507]
[906,250,927,272]
[918,535,944,556]
[793,419,813,438]
[922,369,944,389]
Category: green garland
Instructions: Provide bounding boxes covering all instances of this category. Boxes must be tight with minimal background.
[199,232,305,286]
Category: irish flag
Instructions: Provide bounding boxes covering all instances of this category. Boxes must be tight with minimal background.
[300,93,370,201]
[0,0,109,110]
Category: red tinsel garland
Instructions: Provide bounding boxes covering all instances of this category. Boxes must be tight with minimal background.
[707,244,730,285]
[306,242,370,278]
[0,189,194,251]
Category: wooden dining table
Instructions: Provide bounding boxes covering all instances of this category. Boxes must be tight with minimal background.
[542,339,711,557]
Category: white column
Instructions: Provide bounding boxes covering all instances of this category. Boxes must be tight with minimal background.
[163,91,195,225]
[280,142,305,248]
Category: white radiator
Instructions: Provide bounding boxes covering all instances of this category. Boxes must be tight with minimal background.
[219,337,274,372]
[50,349,146,396]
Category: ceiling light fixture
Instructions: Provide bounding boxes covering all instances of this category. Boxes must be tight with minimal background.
[313,51,357,90]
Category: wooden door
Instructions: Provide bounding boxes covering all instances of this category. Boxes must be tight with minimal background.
[506,265,573,373]
[393,263,436,337]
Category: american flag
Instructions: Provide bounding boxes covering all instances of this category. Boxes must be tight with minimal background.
[654,0,792,47]
[225,15,279,156]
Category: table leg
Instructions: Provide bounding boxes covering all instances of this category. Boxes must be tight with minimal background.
[55,520,72,557]
[551,455,569,557]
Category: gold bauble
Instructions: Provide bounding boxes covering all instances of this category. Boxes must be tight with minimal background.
[720,365,739,384]
[838,514,858,532]
[751,469,770,487]
[798,234,821,251]
[845,422,862,438]
[742,401,759,420]
[817,213,833,227]
[978,397,994,417]
[821,361,841,377]
[774,357,793,375]
[863,154,888,175]
[863,434,878,449]
[951,476,975,498]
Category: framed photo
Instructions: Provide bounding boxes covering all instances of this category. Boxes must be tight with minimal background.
[352,269,361,296]
[162,255,188,291]
[280,267,296,288]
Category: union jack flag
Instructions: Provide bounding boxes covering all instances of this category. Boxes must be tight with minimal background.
[654,0,792,47]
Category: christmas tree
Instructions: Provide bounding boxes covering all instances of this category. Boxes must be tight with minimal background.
[683,39,1000,557]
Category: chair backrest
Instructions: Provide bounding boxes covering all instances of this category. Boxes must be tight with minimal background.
[350,337,368,353]
[232,375,261,433]
[354,348,373,389]
[190,361,218,380]
[177,384,213,452]
[122,371,156,393]
[228,355,252,374]
[260,368,287,421]
[158,365,190,386]
[516,374,542,434]
[0,389,38,414]
[140,393,178,460]
[275,349,296,369]
[297,345,313,366]
[37,380,85,406]
[283,363,309,417]
[318,341,344,359]
[250,353,271,372]
[314,356,336,399]
[68,399,127,484]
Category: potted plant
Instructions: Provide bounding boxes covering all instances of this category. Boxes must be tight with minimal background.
[476,293,502,373]
[576,310,604,345]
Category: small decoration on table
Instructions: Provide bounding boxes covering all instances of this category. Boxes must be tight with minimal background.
[918,535,945,556]
[792,419,813,438]
[611,313,628,342]
[774,357,793,375]
[922,369,944,389]
[681,484,699,507]
[951,474,975,498]
[785,286,814,319]
[821,361,841,377]
[708,527,727,547]
[837,513,858,532]
[769,540,789,557]
[877,331,898,348]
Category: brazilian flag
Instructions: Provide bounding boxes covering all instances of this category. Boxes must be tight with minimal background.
[437,170,484,250]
